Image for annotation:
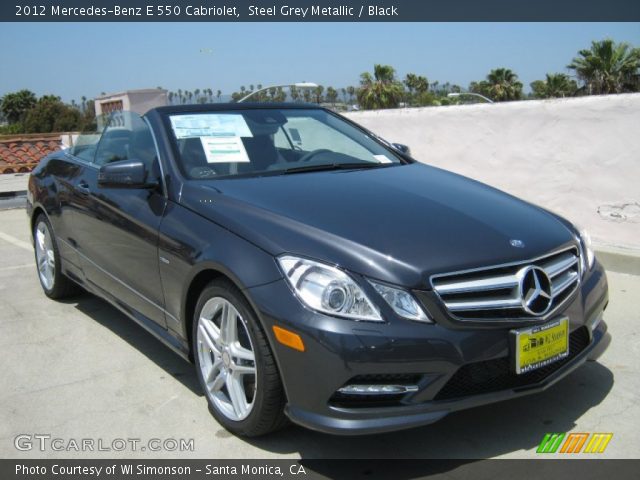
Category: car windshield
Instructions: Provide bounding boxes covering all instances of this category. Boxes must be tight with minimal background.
[166,108,404,179]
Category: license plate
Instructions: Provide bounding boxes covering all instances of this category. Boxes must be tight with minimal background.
[513,318,569,374]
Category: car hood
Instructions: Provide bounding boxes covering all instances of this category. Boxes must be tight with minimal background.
[181,163,576,289]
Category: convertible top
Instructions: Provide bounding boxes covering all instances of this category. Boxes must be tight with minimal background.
[152,102,322,115]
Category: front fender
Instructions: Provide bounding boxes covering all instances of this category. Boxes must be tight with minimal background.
[157,201,282,340]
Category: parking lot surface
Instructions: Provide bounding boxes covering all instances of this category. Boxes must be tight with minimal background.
[0,207,638,459]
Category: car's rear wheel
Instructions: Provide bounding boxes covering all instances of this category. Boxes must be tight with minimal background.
[193,280,288,436]
[33,214,80,299]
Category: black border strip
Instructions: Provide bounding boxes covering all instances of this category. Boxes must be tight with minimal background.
[3,0,640,22]
[3,459,640,480]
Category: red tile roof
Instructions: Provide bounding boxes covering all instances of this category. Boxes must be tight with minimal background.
[0,134,62,174]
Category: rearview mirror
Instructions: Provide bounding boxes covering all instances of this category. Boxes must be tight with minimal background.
[98,160,155,189]
[392,143,411,156]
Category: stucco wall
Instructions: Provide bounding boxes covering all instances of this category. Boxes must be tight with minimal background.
[345,94,640,250]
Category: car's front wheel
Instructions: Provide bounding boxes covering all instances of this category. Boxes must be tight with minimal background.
[193,280,288,436]
[33,214,80,299]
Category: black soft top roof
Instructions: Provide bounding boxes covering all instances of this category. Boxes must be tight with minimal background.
[152,102,322,115]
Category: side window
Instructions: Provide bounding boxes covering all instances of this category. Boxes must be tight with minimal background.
[94,111,159,171]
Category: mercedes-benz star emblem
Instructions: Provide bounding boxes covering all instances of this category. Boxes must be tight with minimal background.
[510,239,525,248]
[518,266,553,316]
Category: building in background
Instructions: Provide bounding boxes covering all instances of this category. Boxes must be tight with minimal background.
[94,89,168,117]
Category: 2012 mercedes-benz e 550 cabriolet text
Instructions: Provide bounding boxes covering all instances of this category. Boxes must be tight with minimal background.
[27,104,610,436]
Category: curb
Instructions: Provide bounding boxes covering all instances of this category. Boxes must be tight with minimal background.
[594,245,640,276]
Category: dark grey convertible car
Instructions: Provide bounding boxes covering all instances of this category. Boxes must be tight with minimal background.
[27,103,610,436]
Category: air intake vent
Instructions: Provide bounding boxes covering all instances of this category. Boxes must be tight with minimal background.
[434,327,590,401]
[431,247,580,321]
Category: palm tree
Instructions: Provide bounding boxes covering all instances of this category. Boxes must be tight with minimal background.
[313,85,325,104]
[404,74,429,105]
[325,87,338,106]
[473,68,523,102]
[290,85,300,102]
[568,39,640,94]
[0,89,37,124]
[530,73,578,99]
[346,86,356,104]
[275,87,287,102]
[357,64,404,110]
[404,73,418,98]
[216,90,222,102]
[255,84,265,102]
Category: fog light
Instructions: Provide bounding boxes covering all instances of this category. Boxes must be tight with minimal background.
[337,384,419,395]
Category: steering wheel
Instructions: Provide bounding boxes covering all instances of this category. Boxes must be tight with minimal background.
[190,166,217,179]
[298,149,333,163]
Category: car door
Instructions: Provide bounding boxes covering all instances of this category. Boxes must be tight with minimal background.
[72,111,168,327]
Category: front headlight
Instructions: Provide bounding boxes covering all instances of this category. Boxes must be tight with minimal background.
[579,227,595,270]
[278,255,382,321]
[369,280,432,323]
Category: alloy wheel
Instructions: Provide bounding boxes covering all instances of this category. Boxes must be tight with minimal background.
[35,221,55,291]
[196,297,257,421]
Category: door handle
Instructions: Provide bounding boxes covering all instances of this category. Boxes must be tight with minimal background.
[77,180,91,194]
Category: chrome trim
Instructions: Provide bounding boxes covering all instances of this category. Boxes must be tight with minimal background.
[431,245,581,322]
[434,273,518,295]
[447,297,522,311]
[430,245,579,282]
[540,252,578,278]
[337,385,419,395]
[551,270,579,297]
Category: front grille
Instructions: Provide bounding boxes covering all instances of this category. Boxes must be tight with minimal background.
[431,247,580,321]
[434,327,590,401]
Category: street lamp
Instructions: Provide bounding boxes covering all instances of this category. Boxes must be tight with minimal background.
[447,92,494,104]
[238,83,318,103]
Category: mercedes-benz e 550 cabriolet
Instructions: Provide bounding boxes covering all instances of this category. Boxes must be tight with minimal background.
[27,104,610,436]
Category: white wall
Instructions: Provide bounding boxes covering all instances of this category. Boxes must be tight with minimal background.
[345,94,640,250]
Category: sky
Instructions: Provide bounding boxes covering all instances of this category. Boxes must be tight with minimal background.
[1,22,639,101]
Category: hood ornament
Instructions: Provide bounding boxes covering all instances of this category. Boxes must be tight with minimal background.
[510,239,525,248]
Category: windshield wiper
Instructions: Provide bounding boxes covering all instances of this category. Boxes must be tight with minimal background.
[280,162,392,175]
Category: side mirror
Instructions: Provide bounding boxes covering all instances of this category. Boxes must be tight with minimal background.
[392,143,411,156]
[98,160,155,188]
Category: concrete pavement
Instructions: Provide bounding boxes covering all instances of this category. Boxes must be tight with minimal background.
[0,208,638,459]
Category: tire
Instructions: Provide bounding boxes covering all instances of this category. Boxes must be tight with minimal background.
[192,279,288,436]
[33,214,81,299]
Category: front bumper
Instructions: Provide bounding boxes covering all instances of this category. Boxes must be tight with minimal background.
[247,261,610,435]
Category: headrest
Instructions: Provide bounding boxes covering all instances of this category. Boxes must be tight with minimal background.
[243,110,288,136]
